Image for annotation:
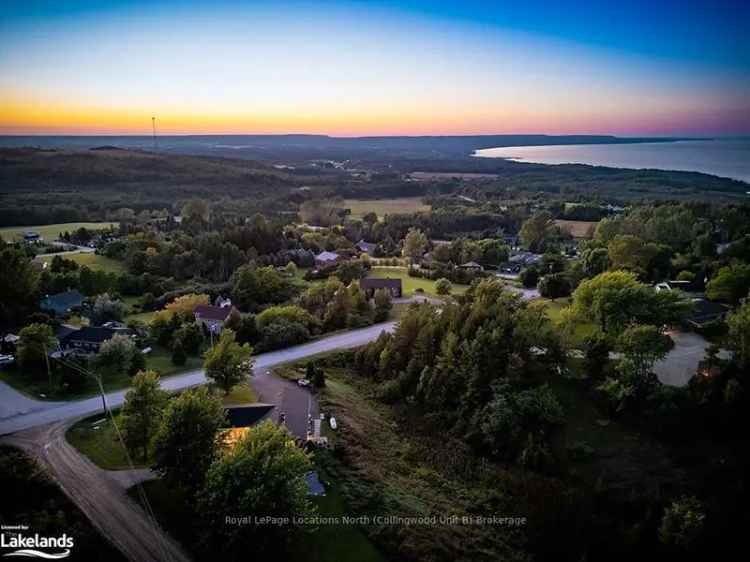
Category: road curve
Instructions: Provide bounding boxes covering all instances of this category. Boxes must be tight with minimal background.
[2,421,190,562]
[0,321,396,436]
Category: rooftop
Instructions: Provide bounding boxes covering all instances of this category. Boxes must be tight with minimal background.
[194,304,232,321]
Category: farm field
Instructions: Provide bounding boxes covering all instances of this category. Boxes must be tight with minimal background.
[0,222,118,242]
[343,197,430,218]
[554,219,598,239]
[365,266,467,297]
[38,251,126,273]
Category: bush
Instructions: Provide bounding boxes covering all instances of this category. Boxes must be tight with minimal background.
[537,273,571,299]
[257,320,310,352]
[435,278,452,295]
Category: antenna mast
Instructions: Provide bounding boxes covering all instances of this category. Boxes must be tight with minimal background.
[151,116,157,151]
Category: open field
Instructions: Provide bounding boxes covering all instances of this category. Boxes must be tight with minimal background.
[554,219,598,239]
[0,221,117,241]
[344,197,430,218]
[38,251,127,273]
[366,266,467,297]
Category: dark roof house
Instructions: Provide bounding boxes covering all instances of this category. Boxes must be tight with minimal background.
[194,305,232,322]
[360,278,402,298]
[60,326,118,354]
[40,290,84,317]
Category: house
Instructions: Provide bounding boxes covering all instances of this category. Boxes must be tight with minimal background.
[314,251,342,268]
[687,298,730,329]
[221,404,275,448]
[360,278,402,298]
[194,304,232,333]
[356,240,377,256]
[60,327,118,354]
[459,261,484,271]
[40,290,84,317]
[23,231,41,243]
[214,295,232,308]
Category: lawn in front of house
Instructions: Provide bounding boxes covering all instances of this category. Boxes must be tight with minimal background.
[0,222,118,242]
[66,412,147,470]
[365,266,467,297]
[38,251,126,274]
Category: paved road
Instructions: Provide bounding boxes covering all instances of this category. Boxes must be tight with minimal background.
[2,422,189,562]
[654,330,732,387]
[0,321,397,437]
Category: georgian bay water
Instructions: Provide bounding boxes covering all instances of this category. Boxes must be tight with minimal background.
[475,139,750,184]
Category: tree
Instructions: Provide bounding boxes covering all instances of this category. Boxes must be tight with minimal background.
[373,288,393,322]
[580,246,610,278]
[537,273,571,300]
[435,278,452,295]
[203,329,253,395]
[568,270,692,335]
[198,421,315,557]
[478,239,510,265]
[256,305,317,332]
[581,332,610,379]
[171,340,186,366]
[658,496,706,549]
[0,246,40,323]
[519,211,560,253]
[258,320,310,352]
[17,323,57,368]
[165,293,209,315]
[519,266,540,289]
[89,294,125,325]
[306,361,325,388]
[616,325,672,380]
[92,333,141,377]
[153,387,226,494]
[231,265,293,311]
[706,264,750,303]
[121,370,167,461]
[727,303,750,365]
[284,261,298,277]
[181,199,211,222]
[402,227,428,263]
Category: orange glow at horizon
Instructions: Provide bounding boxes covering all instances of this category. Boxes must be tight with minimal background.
[1,94,736,137]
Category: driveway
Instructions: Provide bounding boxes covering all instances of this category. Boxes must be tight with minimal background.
[654,331,732,387]
[0,321,397,436]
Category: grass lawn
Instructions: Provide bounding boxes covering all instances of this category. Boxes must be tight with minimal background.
[145,346,202,378]
[366,266,467,297]
[343,197,430,219]
[126,310,159,324]
[0,221,118,242]
[535,297,597,346]
[66,412,149,470]
[38,251,126,274]
[221,382,257,405]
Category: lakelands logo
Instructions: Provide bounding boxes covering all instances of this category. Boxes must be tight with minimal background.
[0,526,73,559]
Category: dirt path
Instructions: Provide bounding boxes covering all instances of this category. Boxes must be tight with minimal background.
[1,420,190,562]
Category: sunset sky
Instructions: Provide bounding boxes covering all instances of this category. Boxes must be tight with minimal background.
[1,0,749,136]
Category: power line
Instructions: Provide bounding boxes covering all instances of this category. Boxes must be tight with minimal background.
[53,356,175,562]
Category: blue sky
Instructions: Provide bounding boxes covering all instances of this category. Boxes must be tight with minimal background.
[1,0,748,135]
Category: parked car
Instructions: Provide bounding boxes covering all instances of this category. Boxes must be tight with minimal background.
[0,354,15,367]
[297,378,310,387]
[329,417,337,430]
